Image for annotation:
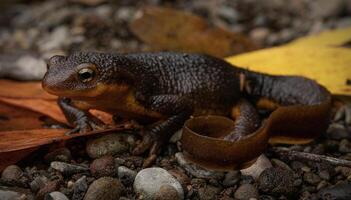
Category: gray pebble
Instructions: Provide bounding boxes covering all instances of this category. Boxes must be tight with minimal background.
[134,167,184,200]
[72,176,88,200]
[86,133,135,159]
[222,171,241,187]
[175,152,224,179]
[241,154,272,180]
[1,165,27,186]
[50,161,89,175]
[45,191,69,200]
[84,177,123,200]
[234,184,259,200]
[339,139,351,153]
[118,166,137,185]
[258,167,295,195]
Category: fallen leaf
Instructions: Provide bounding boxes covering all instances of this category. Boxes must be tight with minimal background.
[0,80,55,99]
[130,6,258,58]
[226,29,351,96]
[288,27,351,47]
[0,97,67,124]
[0,102,44,131]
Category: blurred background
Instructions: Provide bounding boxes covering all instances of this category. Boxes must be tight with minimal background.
[0,0,350,80]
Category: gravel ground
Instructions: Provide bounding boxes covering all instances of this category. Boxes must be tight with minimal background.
[0,0,351,199]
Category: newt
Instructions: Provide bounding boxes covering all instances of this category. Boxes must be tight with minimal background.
[42,52,331,167]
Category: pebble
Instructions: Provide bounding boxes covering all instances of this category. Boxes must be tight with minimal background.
[51,161,89,176]
[326,124,351,140]
[241,154,272,180]
[134,167,184,200]
[72,176,88,200]
[38,26,71,52]
[0,53,47,81]
[45,148,72,163]
[234,184,259,200]
[258,167,295,195]
[310,0,345,19]
[117,166,137,185]
[175,152,224,179]
[30,176,49,192]
[84,177,123,200]
[154,185,181,200]
[249,28,270,43]
[36,180,61,200]
[318,170,330,181]
[168,169,190,192]
[0,188,30,200]
[271,158,293,171]
[339,139,351,153]
[86,133,135,159]
[198,185,221,200]
[1,165,27,186]
[318,182,351,200]
[90,156,116,178]
[46,191,69,200]
[222,171,241,187]
[303,172,321,185]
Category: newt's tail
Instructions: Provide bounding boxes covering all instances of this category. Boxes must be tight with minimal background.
[239,69,332,144]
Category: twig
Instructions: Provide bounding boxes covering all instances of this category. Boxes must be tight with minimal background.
[271,147,351,168]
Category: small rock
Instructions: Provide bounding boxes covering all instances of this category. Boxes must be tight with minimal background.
[169,130,182,143]
[271,159,293,171]
[222,171,241,187]
[51,162,89,176]
[175,152,224,179]
[339,139,351,153]
[72,176,88,200]
[336,166,351,177]
[234,184,259,200]
[241,154,272,180]
[134,167,184,200]
[1,165,27,186]
[0,188,30,200]
[249,28,270,43]
[36,180,61,200]
[30,176,49,192]
[318,182,351,200]
[45,148,72,163]
[316,180,329,190]
[84,177,123,200]
[38,26,71,52]
[90,156,116,178]
[155,185,181,200]
[318,170,330,181]
[198,185,221,200]
[168,169,190,192]
[86,133,134,158]
[258,167,295,195]
[304,172,321,185]
[118,166,137,185]
[0,53,47,81]
[310,0,345,19]
[45,191,69,200]
[326,124,351,140]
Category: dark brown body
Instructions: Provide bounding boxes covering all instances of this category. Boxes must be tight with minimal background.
[42,52,331,166]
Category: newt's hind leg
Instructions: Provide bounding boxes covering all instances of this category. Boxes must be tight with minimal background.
[224,99,261,141]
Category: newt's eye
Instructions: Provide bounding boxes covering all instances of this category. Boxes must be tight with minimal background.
[78,68,95,82]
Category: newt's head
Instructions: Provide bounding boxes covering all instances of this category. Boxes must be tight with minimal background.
[42,52,131,98]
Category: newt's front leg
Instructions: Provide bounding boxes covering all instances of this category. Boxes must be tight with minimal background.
[58,97,105,134]
[133,95,193,167]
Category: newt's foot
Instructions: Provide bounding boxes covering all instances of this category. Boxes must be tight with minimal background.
[65,114,106,135]
[132,131,165,167]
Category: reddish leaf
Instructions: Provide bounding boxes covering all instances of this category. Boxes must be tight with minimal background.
[130,6,258,58]
[0,80,55,99]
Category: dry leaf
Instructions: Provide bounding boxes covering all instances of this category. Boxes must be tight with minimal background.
[226,29,351,96]
[130,6,258,58]
[0,80,55,99]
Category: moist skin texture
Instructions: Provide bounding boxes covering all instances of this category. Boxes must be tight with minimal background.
[42,51,331,167]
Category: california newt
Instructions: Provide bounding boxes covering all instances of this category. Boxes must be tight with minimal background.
[42,52,331,166]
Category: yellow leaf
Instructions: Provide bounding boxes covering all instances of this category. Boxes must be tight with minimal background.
[288,27,351,47]
[226,29,351,96]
